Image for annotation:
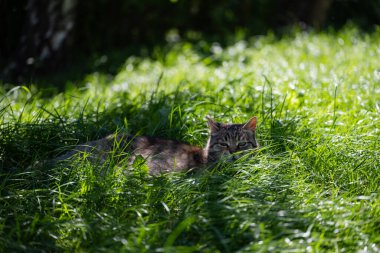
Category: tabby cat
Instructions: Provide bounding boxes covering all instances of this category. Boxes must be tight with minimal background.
[56,116,259,174]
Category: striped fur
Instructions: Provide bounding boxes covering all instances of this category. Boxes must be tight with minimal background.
[55,117,259,174]
[205,117,259,162]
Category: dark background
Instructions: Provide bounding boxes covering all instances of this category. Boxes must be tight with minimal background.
[1,0,379,86]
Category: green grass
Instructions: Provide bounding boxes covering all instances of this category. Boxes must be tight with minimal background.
[1,26,380,252]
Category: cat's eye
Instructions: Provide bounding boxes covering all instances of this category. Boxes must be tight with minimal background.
[238,142,248,147]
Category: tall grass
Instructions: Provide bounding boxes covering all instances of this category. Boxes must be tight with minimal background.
[1,26,380,252]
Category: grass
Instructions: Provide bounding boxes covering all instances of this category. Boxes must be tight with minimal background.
[1,26,380,252]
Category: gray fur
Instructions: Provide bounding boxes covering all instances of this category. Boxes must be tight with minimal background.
[54,117,259,174]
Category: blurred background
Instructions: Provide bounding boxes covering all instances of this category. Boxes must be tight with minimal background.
[1,0,379,86]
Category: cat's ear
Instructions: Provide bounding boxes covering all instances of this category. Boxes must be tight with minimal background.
[207,116,220,133]
[243,116,257,131]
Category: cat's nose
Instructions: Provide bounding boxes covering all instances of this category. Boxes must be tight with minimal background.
[229,147,237,153]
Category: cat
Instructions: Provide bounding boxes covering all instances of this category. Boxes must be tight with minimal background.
[55,116,259,174]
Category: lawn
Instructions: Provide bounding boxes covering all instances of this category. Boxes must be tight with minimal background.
[1,26,380,252]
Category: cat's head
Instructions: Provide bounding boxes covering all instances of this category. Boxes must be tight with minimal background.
[205,116,259,163]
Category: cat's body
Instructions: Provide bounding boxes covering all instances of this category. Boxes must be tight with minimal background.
[58,134,207,174]
[55,117,259,174]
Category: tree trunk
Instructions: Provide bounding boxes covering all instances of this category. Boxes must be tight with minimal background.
[2,0,77,83]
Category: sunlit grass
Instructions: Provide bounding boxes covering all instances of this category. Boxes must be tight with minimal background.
[1,26,380,252]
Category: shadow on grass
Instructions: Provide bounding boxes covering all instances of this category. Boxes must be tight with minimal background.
[154,159,312,252]
[0,88,214,171]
